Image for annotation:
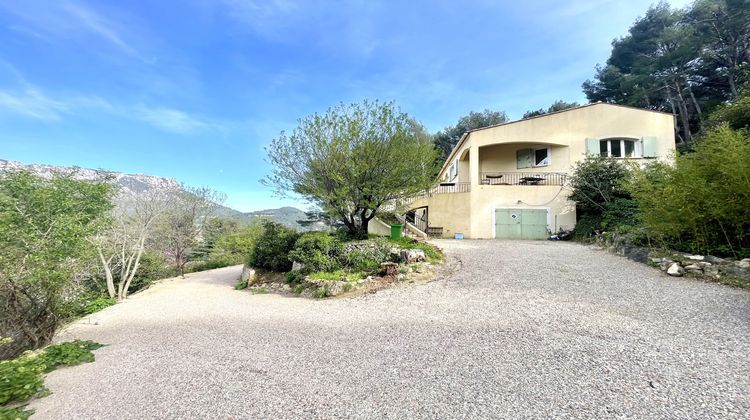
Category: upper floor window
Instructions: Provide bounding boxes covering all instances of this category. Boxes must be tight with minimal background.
[600,138,639,158]
[517,147,550,169]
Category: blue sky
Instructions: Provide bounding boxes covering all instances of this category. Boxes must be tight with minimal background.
[0,0,690,211]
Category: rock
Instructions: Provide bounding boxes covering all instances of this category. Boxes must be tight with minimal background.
[324,281,347,297]
[704,265,720,278]
[667,263,684,277]
[389,247,401,261]
[737,258,750,269]
[658,260,674,271]
[400,249,426,264]
[704,255,725,264]
[381,262,399,276]
[291,261,305,271]
[241,266,256,283]
[686,255,705,261]
[683,264,702,273]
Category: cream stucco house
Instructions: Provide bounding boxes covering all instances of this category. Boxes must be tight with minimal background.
[399,103,676,240]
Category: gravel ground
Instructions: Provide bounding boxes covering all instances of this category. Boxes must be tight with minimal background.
[30,240,750,419]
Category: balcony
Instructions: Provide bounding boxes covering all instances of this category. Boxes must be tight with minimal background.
[480,172,567,186]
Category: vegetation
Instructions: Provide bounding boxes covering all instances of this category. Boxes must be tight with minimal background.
[522,100,580,119]
[433,109,508,160]
[0,340,103,418]
[0,171,113,359]
[264,100,439,239]
[626,125,750,257]
[247,220,300,272]
[288,232,344,272]
[582,0,750,146]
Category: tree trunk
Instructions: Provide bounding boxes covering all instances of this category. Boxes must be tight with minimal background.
[673,81,692,145]
[97,248,116,298]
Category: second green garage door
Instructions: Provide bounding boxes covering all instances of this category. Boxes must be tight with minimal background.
[494,208,548,240]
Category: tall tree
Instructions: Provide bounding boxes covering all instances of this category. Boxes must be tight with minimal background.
[433,109,508,160]
[0,171,113,358]
[94,189,167,301]
[264,100,439,239]
[155,186,225,276]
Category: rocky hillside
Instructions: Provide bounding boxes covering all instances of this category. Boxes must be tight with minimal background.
[0,159,308,229]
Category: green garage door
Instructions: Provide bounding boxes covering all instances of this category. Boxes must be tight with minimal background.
[494,209,548,240]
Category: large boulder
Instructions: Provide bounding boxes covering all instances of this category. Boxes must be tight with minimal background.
[400,249,426,264]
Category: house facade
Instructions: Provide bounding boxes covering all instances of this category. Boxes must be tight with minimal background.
[405,103,676,239]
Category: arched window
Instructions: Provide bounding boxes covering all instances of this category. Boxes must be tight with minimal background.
[599,138,639,158]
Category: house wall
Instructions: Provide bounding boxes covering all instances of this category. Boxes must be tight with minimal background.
[479,143,571,174]
[432,104,676,239]
[424,192,471,238]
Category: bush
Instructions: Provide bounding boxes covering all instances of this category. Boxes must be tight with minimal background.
[0,340,102,416]
[285,270,305,284]
[39,340,103,373]
[626,125,750,257]
[387,237,442,261]
[247,221,300,272]
[344,239,393,271]
[288,232,344,273]
[81,297,116,316]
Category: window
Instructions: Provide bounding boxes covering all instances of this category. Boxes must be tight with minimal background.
[448,159,458,180]
[599,138,639,158]
[534,148,550,166]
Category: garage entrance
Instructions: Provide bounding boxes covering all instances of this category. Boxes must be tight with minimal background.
[494,208,548,240]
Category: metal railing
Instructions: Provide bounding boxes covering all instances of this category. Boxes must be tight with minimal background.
[480,172,567,186]
[382,182,471,211]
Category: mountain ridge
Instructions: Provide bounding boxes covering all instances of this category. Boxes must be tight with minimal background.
[0,159,308,229]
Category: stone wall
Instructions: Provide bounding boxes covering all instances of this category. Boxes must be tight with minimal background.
[594,234,750,283]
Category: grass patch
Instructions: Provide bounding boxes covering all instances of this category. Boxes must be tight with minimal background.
[250,287,268,294]
[292,284,305,294]
[308,270,365,282]
[82,297,116,315]
[0,340,103,417]
[234,278,248,290]
[387,237,443,261]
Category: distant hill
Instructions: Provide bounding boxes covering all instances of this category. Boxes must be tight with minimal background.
[0,159,309,230]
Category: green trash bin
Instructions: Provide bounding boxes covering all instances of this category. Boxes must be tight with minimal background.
[390,224,404,240]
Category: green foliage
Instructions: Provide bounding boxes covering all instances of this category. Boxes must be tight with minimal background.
[568,157,638,238]
[433,109,508,160]
[81,297,116,316]
[0,340,102,415]
[285,270,305,284]
[312,287,327,299]
[288,232,343,273]
[234,279,248,290]
[0,170,114,359]
[0,407,33,419]
[128,250,172,293]
[292,284,305,294]
[206,221,263,267]
[0,354,45,406]
[249,287,268,295]
[387,237,443,261]
[39,341,103,373]
[264,100,440,239]
[626,125,750,257]
[343,239,393,271]
[523,100,580,119]
[247,220,300,272]
[706,84,750,131]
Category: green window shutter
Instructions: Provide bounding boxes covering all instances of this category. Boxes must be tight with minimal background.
[585,138,599,157]
[516,148,533,169]
[641,136,657,158]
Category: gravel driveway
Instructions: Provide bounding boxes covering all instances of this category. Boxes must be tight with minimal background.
[30,240,749,419]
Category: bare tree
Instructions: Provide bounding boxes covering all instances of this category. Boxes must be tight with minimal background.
[94,189,168,300]
[156,186,225,276]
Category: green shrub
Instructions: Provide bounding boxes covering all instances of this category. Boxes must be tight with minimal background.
[234,279,248,290]
[344,239,393,271]
[250,287,268,295]
[82,297,116,316]
[0,407,33,419]
[285,271,305,284]
[288,232,343,273]
[626,125,750,257]
[40,341,103,372]
[247,221,300,272]
[0,354,45,406]
[292,284,305,294]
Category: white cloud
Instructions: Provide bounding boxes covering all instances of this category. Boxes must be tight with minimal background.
[133,106,214,135]
[0,88,70,121]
